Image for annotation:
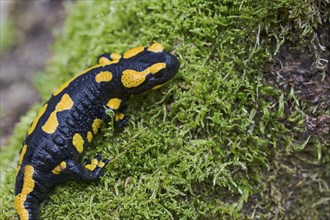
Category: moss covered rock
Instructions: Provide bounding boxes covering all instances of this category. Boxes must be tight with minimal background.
[1,0,329,219]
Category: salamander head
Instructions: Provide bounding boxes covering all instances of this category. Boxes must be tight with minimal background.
[120,43,180,94]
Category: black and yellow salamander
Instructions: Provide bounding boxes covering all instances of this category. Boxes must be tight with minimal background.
[15,43,180,220]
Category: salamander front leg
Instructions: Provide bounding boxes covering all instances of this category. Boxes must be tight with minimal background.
[97,53,122,65]
[102,108,129,130]
[103,95,130,129]
[114,111,130,129]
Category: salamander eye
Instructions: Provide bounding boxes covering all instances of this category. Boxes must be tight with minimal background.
[154,70,165,78]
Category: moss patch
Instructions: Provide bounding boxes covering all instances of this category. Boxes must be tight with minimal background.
[1,0,329,219]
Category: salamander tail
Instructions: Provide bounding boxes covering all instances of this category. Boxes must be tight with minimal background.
[15,165,46,220]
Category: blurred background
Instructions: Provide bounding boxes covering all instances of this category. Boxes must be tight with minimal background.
[0,0,74,145]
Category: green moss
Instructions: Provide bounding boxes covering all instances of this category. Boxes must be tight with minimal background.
[1,0,329,219]
[0,20,16,51]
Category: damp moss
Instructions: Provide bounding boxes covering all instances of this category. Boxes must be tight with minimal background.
[1,0,329,219]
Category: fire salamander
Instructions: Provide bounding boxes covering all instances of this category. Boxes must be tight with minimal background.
[15,43,180,220]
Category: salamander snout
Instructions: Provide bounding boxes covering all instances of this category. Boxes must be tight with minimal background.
[150,52,180,84]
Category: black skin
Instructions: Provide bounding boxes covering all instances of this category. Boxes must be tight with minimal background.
[15,45,180,220]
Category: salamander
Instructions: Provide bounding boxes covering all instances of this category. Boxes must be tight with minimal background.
[15,43,180,220]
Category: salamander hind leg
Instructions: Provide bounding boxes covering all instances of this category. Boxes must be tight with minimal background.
[84,154,109,174]
[62,155,109,181]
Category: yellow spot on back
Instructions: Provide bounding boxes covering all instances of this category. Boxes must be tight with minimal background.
[150,63,166,74]
[123,46,144,59]
[52,161,67,174]
[121,69,150,88]
[28,104,48,135]
[53,65,103,96]
[16,145,27,176]
[15,165,35,220]
[111,53,122,60]
[87,131,93,143]
[107,98,122,110]
[92,119,103,134]
[148,43,164,52]
[72,133,84,153]
[95,71,113,83]
[42,94,74,134]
